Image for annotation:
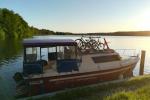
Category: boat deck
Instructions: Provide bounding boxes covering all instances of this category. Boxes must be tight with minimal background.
[26,53,139,79]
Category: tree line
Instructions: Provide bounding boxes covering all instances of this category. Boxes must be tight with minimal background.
[0,8,73,40]
[0,8,33,39]
[1,8,150,40]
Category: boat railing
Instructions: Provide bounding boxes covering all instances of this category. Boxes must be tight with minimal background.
[115,49,139,57]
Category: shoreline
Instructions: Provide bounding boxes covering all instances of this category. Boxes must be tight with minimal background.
[18,75,150,100]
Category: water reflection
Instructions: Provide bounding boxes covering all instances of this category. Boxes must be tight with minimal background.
[0,39,23,99]
[0,39,23,66]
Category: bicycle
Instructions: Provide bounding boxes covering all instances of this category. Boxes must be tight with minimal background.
[75,36,101,53]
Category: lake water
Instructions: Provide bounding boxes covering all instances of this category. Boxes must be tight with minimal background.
[0,35,150,99]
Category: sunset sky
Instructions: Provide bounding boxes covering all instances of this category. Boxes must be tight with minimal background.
[1,0,150,33]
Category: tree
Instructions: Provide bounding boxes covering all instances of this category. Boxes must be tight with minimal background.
[0,8,34,39]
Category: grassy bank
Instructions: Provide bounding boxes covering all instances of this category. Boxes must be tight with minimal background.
[28,75,150,100]
[105,86,150,100]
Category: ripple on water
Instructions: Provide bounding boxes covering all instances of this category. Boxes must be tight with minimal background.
[0,56,22,99]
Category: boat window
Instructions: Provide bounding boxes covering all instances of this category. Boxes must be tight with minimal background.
[57,46,76,60]
[57,46,64,59]
[25,47,37,63]
[36,47,41,61]
[48,47,57,61]
[48,47,56,53]
[92,54,121,63]
[41,48,48,61]
[26,47,37,54]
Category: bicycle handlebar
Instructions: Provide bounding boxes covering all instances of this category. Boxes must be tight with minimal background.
[81,35,101,38]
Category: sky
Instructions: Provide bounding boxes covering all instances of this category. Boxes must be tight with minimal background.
[1,0,150,33]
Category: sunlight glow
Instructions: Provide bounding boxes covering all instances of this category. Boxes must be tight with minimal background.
[136,10,150,30]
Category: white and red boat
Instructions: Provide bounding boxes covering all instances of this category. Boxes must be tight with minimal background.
[14,37,139,96]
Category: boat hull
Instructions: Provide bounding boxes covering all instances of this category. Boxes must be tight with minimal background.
[26,62,137,96]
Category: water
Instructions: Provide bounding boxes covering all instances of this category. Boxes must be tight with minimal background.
[0,35,150,99]
[0,39,23,100]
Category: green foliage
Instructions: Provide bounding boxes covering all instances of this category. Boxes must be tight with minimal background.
[0,26,5,40]
[0,39,22,64]
[0,8,73,39]
[105,86,150,100]
[56,31,73,35]
[105,91,135,100]
[0,8,34,39]
[37,29,55,35]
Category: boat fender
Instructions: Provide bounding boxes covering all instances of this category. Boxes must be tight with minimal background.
[13,72,24,82]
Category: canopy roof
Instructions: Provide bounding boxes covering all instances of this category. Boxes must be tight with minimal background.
[23,39,77,47]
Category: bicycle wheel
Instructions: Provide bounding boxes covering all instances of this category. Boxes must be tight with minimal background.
[98,43,105,50]
[75,39,86,52]
[90,39,99,50]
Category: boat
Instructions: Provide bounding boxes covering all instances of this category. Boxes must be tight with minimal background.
[13,36,139,97]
